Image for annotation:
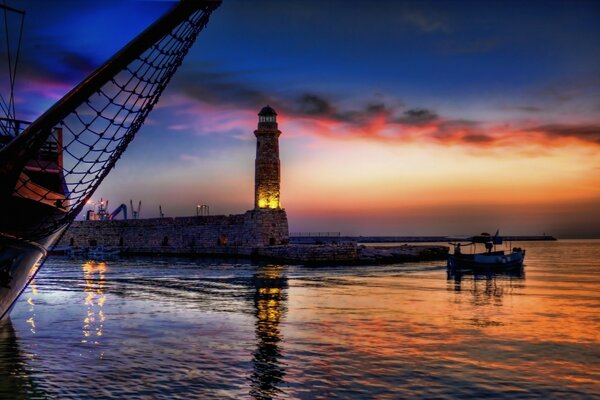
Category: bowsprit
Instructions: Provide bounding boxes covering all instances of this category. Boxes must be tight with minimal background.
[0,0,223,322]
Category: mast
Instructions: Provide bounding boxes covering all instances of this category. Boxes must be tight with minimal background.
[0,3,25,131]
[0,0,222,241]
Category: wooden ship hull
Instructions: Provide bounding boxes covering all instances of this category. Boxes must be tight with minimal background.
[0,0,222,322]
[0,121,69,321]
[0,233,58,321]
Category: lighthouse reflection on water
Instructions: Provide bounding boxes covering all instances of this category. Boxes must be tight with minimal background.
[250,265,288,399]
[77,259,289,398]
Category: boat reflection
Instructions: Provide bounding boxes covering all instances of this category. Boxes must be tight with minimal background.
[81,261,107,346]
[249,265,288,400]
[0,319,46,398]
[447,267,525,306]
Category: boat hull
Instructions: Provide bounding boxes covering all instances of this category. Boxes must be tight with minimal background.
[0,234,47,322]
[448,250,525,271]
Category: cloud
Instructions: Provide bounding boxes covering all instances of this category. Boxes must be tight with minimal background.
[395,108,438,125]
[289,93,397,127]
[461,134,495,144]
[287,97,600,149]
[535,74,600,105]
[286,95,600,148]
[502,105,543,113]
[167,124,191,131]
[144,66,529,151]
[136,65,600,150]
[401,8,449,33]
[53,50,97,77]
[170,67,273,109]
[163,75,600,150]
[297,94,335,116]
[525,124,600,144]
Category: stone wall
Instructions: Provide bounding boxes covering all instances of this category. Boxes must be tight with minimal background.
[59,209,289,255]
[257,243,359,263]
[256,243,448,265]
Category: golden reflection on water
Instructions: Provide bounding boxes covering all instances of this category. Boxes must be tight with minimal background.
[250,265,287,400]
[81,261,107,345]
[2,240,598,398]
[25,281,37,335]
[286,258,600,394]
[447,268,525,307]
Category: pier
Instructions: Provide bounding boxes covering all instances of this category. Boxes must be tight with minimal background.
[58,107,553,266]
[290,235,557,244]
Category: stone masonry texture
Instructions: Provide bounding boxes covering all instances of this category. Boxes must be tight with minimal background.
[59,209,289,255]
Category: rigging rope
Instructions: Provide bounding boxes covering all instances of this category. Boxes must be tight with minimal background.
[0,1,221,241]
[8,1,24,120]
[0,1,25,132]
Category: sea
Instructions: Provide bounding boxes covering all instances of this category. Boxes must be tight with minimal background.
[1,239,599,399]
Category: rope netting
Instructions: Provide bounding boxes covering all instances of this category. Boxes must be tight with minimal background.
[3,3,218,241]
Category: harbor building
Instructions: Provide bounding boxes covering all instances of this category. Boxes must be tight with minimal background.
[58,106,448,264]
[60,107,289,254]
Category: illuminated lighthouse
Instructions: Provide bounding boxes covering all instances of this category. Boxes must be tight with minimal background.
[254,105,282,209]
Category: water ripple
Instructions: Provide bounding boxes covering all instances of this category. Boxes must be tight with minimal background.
[0,240,598,398]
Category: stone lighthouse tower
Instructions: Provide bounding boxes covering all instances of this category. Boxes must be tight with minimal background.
[254,105,282,209]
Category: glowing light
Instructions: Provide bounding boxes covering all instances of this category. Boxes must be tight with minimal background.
[82,261,107,344]
[257,194,280,209]
[26,280,38,334]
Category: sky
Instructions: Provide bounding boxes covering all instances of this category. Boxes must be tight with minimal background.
[3,0,600,237]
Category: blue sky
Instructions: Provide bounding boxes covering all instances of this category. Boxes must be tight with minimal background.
[3,0,600,236]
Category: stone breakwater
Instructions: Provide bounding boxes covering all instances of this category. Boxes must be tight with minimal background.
[291,235,557,244]
[257,243,449,265]
[59,212,448,265]
[59,209,289,252]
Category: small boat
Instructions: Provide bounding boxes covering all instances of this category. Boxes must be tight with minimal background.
[447,232,525,271]
[88,246,120,260]
[48,245,72,255]
[67,247,87,257]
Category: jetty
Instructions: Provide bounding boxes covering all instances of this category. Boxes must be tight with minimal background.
[57,107,563,265]
[57,106,452,266]
[58,217,449,266]
[290,235,557,244]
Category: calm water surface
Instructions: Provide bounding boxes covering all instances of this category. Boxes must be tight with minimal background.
[1,240,599,399]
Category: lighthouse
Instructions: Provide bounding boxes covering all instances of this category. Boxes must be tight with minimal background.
[254,105,282,209]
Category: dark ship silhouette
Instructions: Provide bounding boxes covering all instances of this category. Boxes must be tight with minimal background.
[0,0,222,321]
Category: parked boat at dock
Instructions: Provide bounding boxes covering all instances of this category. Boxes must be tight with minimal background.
[87,246,120,260]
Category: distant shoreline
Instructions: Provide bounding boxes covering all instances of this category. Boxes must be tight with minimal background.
[290,235,558,244]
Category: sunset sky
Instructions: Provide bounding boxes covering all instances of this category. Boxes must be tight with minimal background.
[5,0,600,237]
